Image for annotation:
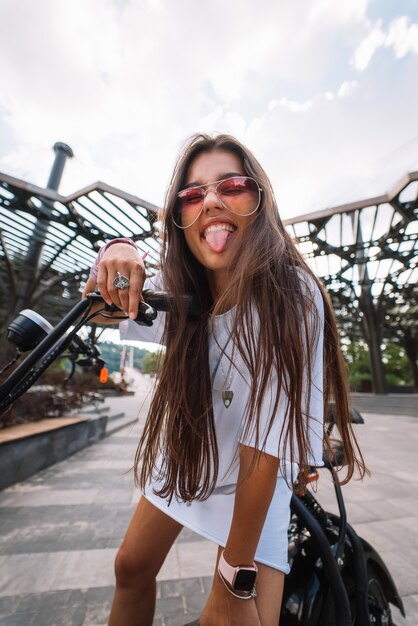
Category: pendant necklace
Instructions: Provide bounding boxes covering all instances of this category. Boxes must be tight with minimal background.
[219,344,235,408]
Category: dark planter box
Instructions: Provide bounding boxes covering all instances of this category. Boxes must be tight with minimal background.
[0,416,108,491]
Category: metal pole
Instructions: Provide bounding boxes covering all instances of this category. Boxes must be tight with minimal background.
[14,143,74,313]
[47,142,74,191]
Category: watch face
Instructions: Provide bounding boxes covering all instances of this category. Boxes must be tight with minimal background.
[234,569,257,591]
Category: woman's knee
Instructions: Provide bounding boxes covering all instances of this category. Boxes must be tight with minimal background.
[114,544,155,590]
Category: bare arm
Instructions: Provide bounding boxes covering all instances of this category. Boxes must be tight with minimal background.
[201,445,279,625]
[224,444,279,565]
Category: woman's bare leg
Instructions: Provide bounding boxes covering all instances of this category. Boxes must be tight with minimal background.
[108,496,183,626]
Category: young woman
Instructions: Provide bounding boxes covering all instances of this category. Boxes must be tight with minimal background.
[84,133,366,626]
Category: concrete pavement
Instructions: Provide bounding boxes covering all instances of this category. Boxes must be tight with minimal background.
[0,376,417,625]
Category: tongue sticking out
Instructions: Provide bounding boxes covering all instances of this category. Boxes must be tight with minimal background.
[205,229,231,253]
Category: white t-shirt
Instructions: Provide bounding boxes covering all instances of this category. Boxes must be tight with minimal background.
[119,274,324,572]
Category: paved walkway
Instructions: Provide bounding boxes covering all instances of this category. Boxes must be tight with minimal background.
[0,377,417,625]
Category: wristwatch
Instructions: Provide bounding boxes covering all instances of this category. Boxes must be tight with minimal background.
[218,550,258,592]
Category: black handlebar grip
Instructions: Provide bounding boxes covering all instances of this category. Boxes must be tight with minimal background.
[89,289,201,321]
[142,290,201,316]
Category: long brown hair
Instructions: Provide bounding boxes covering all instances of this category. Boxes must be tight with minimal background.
[135,133,367,501]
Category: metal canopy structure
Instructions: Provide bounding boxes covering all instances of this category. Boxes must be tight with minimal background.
[284,172,418,391]
[0,151,159,332]
[0,142,416,392]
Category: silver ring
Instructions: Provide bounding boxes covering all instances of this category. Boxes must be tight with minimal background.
[113,272,130,290]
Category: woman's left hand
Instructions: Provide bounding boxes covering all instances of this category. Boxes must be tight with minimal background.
[199,575,261,626]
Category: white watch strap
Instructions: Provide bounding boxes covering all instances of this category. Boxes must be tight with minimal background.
[218,550,239,585]
[218,550,258,587]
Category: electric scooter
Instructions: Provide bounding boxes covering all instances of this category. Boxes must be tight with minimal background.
[281,410,405,625]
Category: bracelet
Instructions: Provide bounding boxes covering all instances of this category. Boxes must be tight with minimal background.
[90,238,138,283]
[217,570,257,600]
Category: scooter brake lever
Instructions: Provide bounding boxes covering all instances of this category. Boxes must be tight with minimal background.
[134,301,157,327]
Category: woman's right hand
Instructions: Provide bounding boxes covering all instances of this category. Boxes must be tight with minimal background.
[97,243,146,320]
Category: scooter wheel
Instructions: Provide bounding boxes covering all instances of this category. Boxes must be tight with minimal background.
[365,564,393,626]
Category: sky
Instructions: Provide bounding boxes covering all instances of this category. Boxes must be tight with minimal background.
[1,0,418,220]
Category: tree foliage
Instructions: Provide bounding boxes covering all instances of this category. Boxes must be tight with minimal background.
[343,340,413,389]
[142,350,163,375]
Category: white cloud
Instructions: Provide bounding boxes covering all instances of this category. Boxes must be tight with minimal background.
[324,81,358,100]
[354,15,418,71]
[0,0,417,220]
[385,16,418,58]
[337,80,358,97]
[268,98,313,113]
[308,0,369,25]
[353,21,386,70]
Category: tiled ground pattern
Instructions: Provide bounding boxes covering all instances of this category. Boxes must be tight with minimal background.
[0,380,417,625]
